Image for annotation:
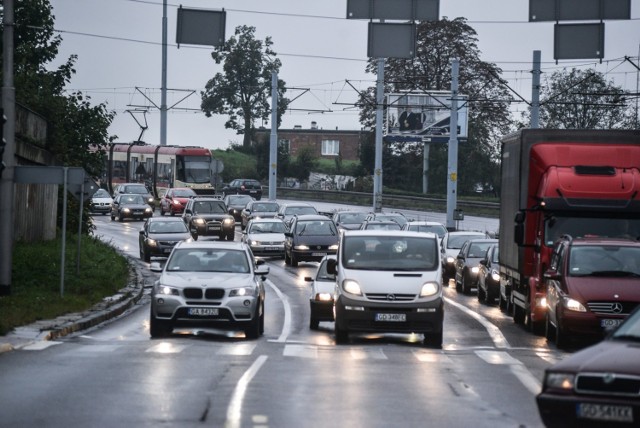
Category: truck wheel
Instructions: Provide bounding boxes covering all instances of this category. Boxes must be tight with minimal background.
[499,292,507,311]
[513,303,525,324]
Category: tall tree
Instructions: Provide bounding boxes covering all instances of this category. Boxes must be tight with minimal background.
[201,25,289,149]
[358,17,513,195]
[537,68,635,129]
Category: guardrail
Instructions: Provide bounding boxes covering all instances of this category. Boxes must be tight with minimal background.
[275,187,499,218]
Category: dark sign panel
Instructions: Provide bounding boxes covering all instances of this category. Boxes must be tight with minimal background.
[176,8,226,47]
[347,0,439,21]
[367,22,416,59]
[554,23,604,60]
[530,0,630,22]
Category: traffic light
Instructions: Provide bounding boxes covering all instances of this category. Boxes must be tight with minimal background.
[0,109,6,176]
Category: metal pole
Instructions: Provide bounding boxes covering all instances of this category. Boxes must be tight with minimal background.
[531,50,541,129]
[160,0,168,146]
[0,0,16,296]
[446,59,459,230]
[61,167,68,298]
[76,181,84,275]
[373,58,385,213]
[422,142,430,194]
[269,71,278,201]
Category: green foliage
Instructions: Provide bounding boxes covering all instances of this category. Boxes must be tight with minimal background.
[201,25,290,149]
[212,149,259,183]
[0,236,130,335]
[289,146,318,182]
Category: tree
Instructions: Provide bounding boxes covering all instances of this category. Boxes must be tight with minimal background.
[536,68,635,129]
[358,18,513,195]
[201,26,289,149]
[290,146,317,183]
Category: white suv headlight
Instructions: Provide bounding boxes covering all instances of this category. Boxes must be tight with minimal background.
[229,287,256,297]
[342,279,362,296]
[420,281,440,297]
[156,285,179,296]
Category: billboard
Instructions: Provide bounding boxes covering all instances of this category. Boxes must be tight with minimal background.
[385,92,468,143]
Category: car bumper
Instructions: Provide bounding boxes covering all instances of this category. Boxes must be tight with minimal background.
[90,205,111,213]
[121,211,153,220]
[292,249,337,263]
[191,224,235,237]
[249,245,285,257]
[537,392,639,428]
[146,243,181,257]
[151,295,259,328]
[334,294,444,334]
[558,308,625,337]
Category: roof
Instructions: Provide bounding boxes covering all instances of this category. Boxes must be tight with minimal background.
[174,240,247,251]
[343,230,438,239]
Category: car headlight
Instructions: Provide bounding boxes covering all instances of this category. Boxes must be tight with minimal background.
[123,208,131,213]
[471,266,480,274]
[156,285,179,296]
[420,281,440,297]
[342,279,362,296]
[329,244,339,251]
[172,200,181,206]
[223,218,235,225]
[250,240,260,246]
[295,245,310,250]
[229,287,256,297]
[148,197,155,204]
[193,218,205,225]
[446,256,455,264]
[491,270,500,281]
[315,292,333,301]
[145,207,153,213]
[146,238,158,247]
[563,297,586,312]
[544,372,575,391]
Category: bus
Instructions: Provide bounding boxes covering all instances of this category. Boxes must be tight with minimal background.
[101,141,217,197]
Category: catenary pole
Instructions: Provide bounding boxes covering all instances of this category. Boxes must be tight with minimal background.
[160,0,168,145]
[446,59,459,230]
[531,50,541,129]
[373,58,384,213]
[269,72,278,201]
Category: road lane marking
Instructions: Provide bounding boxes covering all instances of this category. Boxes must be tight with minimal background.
[226,355,268,428]
[474,350,542,395]
[444,296,511,349]
[265,279,291,343]
[22,341,63,351]
[145,342,186,353]
[350,347,388,360]
[217,343,257,356]
[283,344,318,358]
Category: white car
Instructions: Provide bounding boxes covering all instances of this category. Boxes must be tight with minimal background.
[242,218,288,258]
[89,188,113,215]
[403,221,448,239]
[305,256,336,330]
[149,240,268,339]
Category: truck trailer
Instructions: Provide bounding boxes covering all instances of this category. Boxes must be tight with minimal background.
[498,129,640,334]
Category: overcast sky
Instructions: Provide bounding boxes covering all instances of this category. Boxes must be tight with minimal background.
[48,0,640,150]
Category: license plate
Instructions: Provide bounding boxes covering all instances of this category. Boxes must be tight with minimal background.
[207,226,220,231]
[265,246,279,251]
[375,313,406,322]
[311,252,327,257]
[577,403,633,423]
[163,248,172,254]
[601,319,623,329]
[249,190,257,193]
[188,308,219,316]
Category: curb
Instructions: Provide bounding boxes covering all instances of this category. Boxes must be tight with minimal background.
[0,257,147,354]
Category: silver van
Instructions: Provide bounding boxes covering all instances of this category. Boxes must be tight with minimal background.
[327,230,444,348]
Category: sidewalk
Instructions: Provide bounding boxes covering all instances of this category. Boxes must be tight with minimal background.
[0,258,150,354]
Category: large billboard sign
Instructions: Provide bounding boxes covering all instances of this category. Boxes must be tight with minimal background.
[385,92,468,143]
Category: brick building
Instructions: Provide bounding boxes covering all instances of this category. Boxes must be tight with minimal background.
[254,121,370,162]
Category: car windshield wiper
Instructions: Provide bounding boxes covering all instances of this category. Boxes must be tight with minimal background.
[611,334,640,342]
[589,270,640,277]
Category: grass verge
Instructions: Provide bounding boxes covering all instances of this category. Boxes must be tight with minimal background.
[0,235,130,336]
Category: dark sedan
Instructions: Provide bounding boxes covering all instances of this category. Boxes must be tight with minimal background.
[224,194,255,222]
[284,214,339,267]
[454,238,498,294]
[477,244,500,306]
[111,194,154,222]
[139,217,192,262]
[536,306,640,427]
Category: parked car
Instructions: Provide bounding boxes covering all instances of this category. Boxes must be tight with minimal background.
[159,187,197,216]
[276,202,318,226]
[305,256,336,330]
[222,179,263,200]
[454,238,498,294]
[440,231,487,284]
[364,211,409,228]
[112,182,155,207]
[138,217,192,262]
[544,235,640,348]
[476,244,501,306]
[182,197,235,241]
[284,214,339,267]
[536,306,640,427]
[403,221,448,239]
[110,194,154,222]
[328,230,443,347]
[359,220,402,231]
[89,188,112,215]
[332,210,368,232]
[240,200,280,230]
[241,218,288,258]
[224,194,254,222]
[149,240,268,339]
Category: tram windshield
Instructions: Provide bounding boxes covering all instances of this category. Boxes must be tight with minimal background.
[178,156,211,184]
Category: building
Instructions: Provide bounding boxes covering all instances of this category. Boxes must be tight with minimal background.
[254,121,369,162]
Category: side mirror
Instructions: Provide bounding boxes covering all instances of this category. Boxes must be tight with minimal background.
[543,270,560,281]
[255,265,269,277]
[284,232,293,237]
[514,210,525,246]
[150,262,163,272]
[479,259,487,266]
[139,230,144,235]
[326,258,337,275]
[304,276,313,282]
[256,259,265,265]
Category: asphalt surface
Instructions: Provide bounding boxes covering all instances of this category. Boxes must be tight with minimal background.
[0,255,149,355]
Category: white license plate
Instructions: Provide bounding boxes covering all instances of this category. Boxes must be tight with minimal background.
[188,308,219,316]
[311,252,327,257]
[375,313,406,322]
[265,247,280,251]
[249,190,257,193]
[207,226,220,231]
[577,403,633,423]
[601,318,623,329]
[163,248,172,254]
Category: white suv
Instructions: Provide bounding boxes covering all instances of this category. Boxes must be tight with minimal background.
[328,230,444,348]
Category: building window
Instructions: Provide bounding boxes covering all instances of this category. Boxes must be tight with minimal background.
[322,140,339,156]
[278,139,290,153]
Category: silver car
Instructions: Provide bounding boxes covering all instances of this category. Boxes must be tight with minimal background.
[242,218,288,258]
[149,240,268,339]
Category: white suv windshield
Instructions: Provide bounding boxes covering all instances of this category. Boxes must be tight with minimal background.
[342,236,438,271]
